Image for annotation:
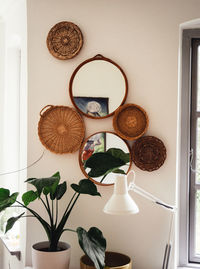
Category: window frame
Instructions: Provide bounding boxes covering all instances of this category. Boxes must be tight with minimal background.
[179,29,200,267]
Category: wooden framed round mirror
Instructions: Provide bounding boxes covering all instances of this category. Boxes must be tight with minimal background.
[79,131,131,186]
[69,55,128,119]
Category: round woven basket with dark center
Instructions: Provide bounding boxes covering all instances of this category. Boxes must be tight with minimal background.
[132,136,166,171]
[46,21,83,60]
[38,105,85,154]
[113,103,149,140]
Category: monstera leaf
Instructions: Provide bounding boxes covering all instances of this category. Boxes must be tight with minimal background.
[77,227,106,269]
[84,148,130,178]
[71,179,100,196]
[0,188,19,213]
[22,190,38,206]
[26,172,60,197]
[5,213,25,233]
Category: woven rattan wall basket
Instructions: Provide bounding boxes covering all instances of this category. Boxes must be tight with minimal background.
[113,103,149,141]
[38,105,85,154]
[46,21,83,60]
[132,136,166,172]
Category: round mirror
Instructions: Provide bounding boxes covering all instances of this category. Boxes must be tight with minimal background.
[79,131,131,186]
[69,55,128,119]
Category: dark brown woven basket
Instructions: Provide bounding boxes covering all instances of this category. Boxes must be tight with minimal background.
[132,136,166,171]
[46,21,83,60]
[38,105,85,154]
[113,103,149,141]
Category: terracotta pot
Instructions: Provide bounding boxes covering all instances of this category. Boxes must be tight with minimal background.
[80,251,132,269]
[32,241,71,269]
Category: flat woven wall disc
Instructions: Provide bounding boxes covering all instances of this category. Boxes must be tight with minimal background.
[38,105,85,153]
[132,136,166,171]
[46,21,83,60]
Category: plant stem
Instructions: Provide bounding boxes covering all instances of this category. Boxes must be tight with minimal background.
[65,193,80,218]
[51,199,54,226]
[45,195,53,227]
[63,228,77,233]
[16,200,51,240]
[100,174,107,183]
[40,197,52,224]
[55,199,58,227]
[40,197,49,212]
[63,192,76,216]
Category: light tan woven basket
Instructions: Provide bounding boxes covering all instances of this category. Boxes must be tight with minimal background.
[113,103,149,141]
[46,21,83,60]
[38,105,85,154]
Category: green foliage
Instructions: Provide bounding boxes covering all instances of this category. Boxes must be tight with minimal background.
[71,179,101,196]
[22,190,38,206]
[55,182,67,200]
[5,213,25,233]
[0,172,106,269]
[77,227,106,269]
[84,148,130,178]
[0,189,19,213]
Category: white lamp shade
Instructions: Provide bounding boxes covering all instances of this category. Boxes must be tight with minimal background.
[103,193,139,215]
[103,174,139,215]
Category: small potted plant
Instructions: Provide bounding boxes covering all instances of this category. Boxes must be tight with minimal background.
[0,172,106,269]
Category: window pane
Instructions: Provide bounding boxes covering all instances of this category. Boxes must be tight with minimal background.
[195,190,200,254]
[197,46,200,111]
[196,118,200,183]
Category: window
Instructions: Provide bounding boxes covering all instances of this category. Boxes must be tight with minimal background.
[0,19,22,240]
[190,38,200,263]
[179,29,200,267]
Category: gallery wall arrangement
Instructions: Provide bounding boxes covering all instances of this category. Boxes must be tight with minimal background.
[38,20,167,186]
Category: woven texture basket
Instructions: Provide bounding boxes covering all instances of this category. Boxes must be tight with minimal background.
[38,105,85,154]
[46,21,83,60]
[113,103,148,140]
[132,136,166,171]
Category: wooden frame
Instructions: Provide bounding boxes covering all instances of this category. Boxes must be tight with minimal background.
[69,54,128,119]
[79,131,131,186]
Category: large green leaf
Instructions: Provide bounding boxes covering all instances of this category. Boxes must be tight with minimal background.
[5,212,25,233]
[85,152,125,177]
[56,182,67,200]
[22,190,38,206]
[77,227,106,269]
[0,188,10,201]
[71,179,100,196]
[26,172,60,197]
[0,192,19,213]
[106,148,130,164]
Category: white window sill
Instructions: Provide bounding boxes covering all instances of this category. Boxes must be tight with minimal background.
[0,233,21,260]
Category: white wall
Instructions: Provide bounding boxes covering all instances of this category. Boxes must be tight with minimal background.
[25,0,200,269]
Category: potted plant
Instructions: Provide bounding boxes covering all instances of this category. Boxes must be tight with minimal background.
[80,148,132,269]
[0,172,106,269]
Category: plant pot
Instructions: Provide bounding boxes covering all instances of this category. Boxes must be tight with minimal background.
[80,251,132,269]
[32,241,71,269]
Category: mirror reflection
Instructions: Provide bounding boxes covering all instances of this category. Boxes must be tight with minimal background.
[79,132,131,185]
[69,55,128,119]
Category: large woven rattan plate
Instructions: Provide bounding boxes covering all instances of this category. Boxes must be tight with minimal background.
[113,103,149,140]
[38,105,85,153]
[46,21,83,60]
[132,136,166,171]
